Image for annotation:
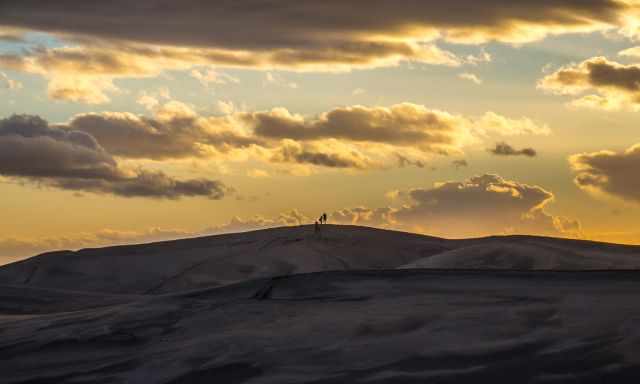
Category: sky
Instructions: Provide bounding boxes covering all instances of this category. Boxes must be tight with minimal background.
[1,0,640,263]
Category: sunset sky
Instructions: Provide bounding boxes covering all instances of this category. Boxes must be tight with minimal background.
[2,1,640,263]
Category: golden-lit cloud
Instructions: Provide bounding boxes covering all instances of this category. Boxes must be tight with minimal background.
[50,102,548,173]
[388,174,579,238]
[0,27,24,42]
[570,144,640,203]
[539,56,640,110]
[474,112,551,136]
[0,115,233,199]
[243,103,473,151]
[1,1,635,48]
[0,42,461,103]
[269,140,383,170]
[1,1,638,103]
[458,73,483,85]
[61,105,263,160]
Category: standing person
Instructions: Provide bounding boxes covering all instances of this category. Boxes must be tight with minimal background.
[322,213,328,224]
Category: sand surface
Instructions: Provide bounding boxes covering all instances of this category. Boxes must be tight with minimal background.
[2,226,640,383]
[1,225,639,294]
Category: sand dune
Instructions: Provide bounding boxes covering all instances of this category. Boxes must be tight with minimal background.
[1,226,639,295]
[400,237,640,270]
[2,270,640,383]
[3,226,640,382]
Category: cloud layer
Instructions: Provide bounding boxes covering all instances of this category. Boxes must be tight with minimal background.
[0,115,231,199]
[1,1,634,48]
[1,1,639,102]
[48,102,549,172]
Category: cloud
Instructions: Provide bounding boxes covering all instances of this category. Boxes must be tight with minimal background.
[0,41,458,104]
[475,111,551,136]
[396,153,427,169]
[388,174,576,238]
[618,46,640,58]
[0,0,636,95]
[538,56,640,110]
[0,114,232,199]
[264,72,298,89]
[8,102,551,173]
[331,207,397,228]
[1,1,634,48]
[49,171,230,200]
[61,103,264,160]
[269,140,381,170]
[489,142,537,157]
[0,27,24,42]
[452,159,469,169]
[458,73,482,85]
[0,72,22,90]
[191,68,239,87]
[244,103,474,152]
[570,144,640,203]
[465,50,492,65]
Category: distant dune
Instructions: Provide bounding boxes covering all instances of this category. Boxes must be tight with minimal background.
[0,225,639,295]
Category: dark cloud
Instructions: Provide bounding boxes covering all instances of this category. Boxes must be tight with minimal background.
[489,142,537,157]
[396,154,426,168]
[50,170,230,200]
[0,115,232,199]
[0,115,118,179]
[539,57,640,109]
[270,142,377,169]
[244,103,469,152]
[1,102,550,173]
[0,1,631,49]
[452,159,469,169]
[62,109,263,160]
[570,144,640,203]
[0,1,635,83]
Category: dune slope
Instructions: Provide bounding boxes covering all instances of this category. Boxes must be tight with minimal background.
[2,270,640,383]
[1,226,640,295]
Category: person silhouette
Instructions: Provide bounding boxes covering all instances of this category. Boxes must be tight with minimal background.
[322,213,328,224]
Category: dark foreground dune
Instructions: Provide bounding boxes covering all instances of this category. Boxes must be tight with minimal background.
[2,270,640,383]
[2,226,640,383]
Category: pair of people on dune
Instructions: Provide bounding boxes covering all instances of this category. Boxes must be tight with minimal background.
[314,213,328,233]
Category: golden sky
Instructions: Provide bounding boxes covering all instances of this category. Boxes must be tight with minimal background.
[1,1,640,263]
